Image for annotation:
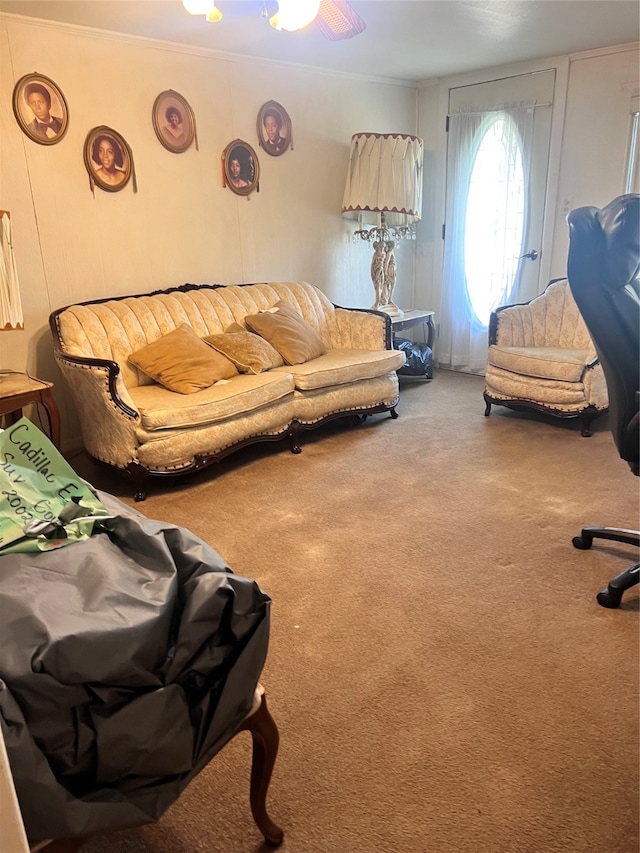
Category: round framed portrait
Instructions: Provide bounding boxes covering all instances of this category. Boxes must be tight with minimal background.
[257,101,291,157]
[12,72,69,145]
[223,139,260,197]
[83,126,132,193]
[152,90,196,154]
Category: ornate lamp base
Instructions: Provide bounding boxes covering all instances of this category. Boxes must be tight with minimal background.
[373,301,404,318]
[358,215,417,320]
[370,236,403,318]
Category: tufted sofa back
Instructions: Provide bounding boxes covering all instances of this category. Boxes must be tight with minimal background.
[53,281,340,388]
[495,279,595,351]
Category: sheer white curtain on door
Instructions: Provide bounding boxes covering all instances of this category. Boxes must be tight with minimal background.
[438,104,534,373]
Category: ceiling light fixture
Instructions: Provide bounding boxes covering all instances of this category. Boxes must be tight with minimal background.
[269,0,321,32]
[316,0,366,40]
[181,0,365,39]
[182,1,222,24]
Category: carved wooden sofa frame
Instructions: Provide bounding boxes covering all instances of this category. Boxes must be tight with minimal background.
[49,281,405,500]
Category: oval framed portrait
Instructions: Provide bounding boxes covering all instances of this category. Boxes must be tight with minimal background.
[83,126,132,193]
[223,139,260,197]
[257,100,291,157]
[12,72,69,145]
[152,90,196,154]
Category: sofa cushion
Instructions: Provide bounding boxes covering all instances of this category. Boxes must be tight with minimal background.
[129,324,238,393]
[202,324,284,374]
[129,372,295,430]
[487,345,592,383]
[270,348,406,390]
[244,301,326,365]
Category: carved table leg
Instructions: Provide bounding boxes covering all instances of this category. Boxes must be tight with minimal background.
[237,686,284,846]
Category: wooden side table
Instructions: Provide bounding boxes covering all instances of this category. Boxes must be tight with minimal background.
[391,309,435,348]
[0,373,61,449]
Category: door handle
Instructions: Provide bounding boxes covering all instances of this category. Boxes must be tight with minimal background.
[518,249,539,261]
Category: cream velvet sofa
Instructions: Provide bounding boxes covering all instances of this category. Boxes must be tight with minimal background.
[50,281,405,499]
[483,278,608,436]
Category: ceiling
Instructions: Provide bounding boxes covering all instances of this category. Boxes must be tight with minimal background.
[1,0,638,83]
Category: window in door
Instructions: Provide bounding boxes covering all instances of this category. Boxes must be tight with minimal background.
[464,113,526,325]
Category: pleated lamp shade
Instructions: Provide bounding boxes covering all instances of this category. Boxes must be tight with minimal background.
[341,132,423,227]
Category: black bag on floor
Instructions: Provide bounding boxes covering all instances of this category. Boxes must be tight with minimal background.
[394,336,433,378]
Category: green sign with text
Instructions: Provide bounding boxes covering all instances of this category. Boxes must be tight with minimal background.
[0,417,107,555]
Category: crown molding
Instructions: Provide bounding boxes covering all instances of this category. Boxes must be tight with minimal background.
[0,12,417,90]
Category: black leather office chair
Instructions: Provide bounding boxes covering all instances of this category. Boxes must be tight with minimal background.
[566,193,640,608]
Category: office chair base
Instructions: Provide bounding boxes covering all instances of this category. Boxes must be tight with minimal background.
[596,563,640,608]
[572,528,640,607]
[572,526,640,550]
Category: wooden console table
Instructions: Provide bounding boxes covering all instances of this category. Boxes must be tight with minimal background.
[0,373,61,449]
[391,310,435,348]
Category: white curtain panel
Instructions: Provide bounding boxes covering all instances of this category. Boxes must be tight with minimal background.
[438,105,534,373]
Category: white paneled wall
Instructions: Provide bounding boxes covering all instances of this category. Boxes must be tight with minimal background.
[548,46,640,274]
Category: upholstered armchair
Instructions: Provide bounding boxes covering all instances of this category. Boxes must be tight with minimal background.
[483,278,608,436]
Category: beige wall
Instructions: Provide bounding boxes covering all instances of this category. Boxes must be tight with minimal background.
[548,46,640,274]
[0,14,418,448]
[416,42,639,344]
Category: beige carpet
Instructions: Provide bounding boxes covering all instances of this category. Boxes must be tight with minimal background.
[74,369,639,853]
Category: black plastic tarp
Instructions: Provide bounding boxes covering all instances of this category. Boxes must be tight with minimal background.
[0,489,271,843]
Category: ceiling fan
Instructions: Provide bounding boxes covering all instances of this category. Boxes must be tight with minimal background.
[315,0,367,40]
[182,1,367,41]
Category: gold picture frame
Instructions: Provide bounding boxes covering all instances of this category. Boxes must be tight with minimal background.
[223,139,260,197]
[152,90,196,154]
[12,72,69,145]
[83,126,132,193]
[257,101,292,157]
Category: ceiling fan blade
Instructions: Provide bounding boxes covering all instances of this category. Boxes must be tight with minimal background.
[316,0,366,41]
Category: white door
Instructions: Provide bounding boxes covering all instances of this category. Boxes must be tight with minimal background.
[438,70,555,373]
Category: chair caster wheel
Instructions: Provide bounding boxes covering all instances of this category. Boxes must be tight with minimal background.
[596,588,622,608]
[572,535,591,550]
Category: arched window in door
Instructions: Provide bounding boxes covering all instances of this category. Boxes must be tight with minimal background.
[464,113,526,326]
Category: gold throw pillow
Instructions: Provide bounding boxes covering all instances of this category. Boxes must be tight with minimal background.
[129,323,238,394]
[203,324,284,374]
[244,301,326,365]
